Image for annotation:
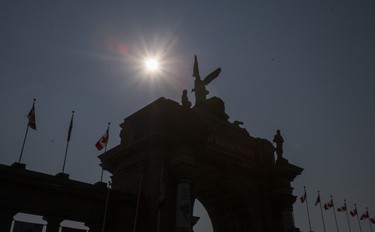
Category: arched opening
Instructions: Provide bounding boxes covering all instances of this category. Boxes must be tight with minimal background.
[193,199,213,232]
[191,171,256,232]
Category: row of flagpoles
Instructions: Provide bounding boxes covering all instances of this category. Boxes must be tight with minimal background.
[15,99,171,232]
[299,186,374,232]
[17,99,110,182]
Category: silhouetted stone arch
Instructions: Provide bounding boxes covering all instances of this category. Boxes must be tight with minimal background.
[100,97,302,232]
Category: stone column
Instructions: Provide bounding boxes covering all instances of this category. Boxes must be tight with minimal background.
[169,145,194,232]
[175,179,191,232]
[0,209,16,232]
[279,196,296,232]
[270,160,302,232]
[272,185,297,232]
[43,216,63,232]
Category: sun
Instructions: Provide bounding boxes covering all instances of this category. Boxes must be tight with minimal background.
[144,58,159,72]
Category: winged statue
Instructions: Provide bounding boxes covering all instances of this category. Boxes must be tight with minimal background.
[192,55,221,105]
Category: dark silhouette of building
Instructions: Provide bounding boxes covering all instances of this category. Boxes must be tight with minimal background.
[0,57,302,231]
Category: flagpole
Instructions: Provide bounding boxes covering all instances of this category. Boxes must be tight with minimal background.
[157,165,164,232]
[18,98,36,164]
[18,124,30,163]
[344,200,352,232]
[367,208,373,232]
[303,186,312,232]
[62,111,74,174]
[317,191,327,232]
[101,181,111,232]
[331,195,340,232]
[355,204,363,232]
[100,122,110,182]
[133,174,144,232]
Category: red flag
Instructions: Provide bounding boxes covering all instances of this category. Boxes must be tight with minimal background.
[27,101,36,130]
[324,200,333,210]
[67,112,74,142]
[95,128,109,151]
[350,208,357,217]
[139,189,150,218]
[157,166,166,210]
[360,210,369,220]
[300,190,307,203]
[370,217,375,224]
[337,205,347,212]
[315,194,321,206]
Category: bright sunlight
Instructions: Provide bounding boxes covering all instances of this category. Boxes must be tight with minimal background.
[144,58,159,72]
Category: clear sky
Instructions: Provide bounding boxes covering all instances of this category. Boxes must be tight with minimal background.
[1,1,375,232]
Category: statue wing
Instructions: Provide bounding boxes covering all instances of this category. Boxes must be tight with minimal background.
[203,68,221,85]
[192,55,200,78]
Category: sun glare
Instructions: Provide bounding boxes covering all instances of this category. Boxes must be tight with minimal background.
[145,58,159,72]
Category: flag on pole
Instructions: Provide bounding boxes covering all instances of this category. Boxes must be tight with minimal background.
[300,190,307,203]
[315,194,321,206]
[95,128,109,151]
[360,210,369,220]
[27,99,37,130]
[337,204,347,212]
[158,166,166,210]
[350,207,357,217]
[67,111,74,141]
[324,199,333,210]
[370,217,375,224]
[139,189,150,218]
[13,221,44,232]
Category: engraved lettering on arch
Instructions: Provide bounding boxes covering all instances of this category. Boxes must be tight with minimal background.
[206,134,254,160]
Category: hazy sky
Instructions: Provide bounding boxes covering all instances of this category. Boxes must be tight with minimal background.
[1,1,375,231]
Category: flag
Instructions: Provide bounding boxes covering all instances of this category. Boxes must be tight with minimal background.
[324,200,333,210]
[138,189,150,218]
[13,221,44,232]
[27,101,36,130]
[350,207,357,217]
[337,205,347,212]
[95,128,109,151]
[360,210,369,220]
[300,190,307,203]
[67,112,74,141]
[370,217,375,224]
[315,194,321,206]
[61,227,87,232]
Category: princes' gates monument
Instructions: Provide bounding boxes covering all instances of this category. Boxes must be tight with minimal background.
[0,56,302,232]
